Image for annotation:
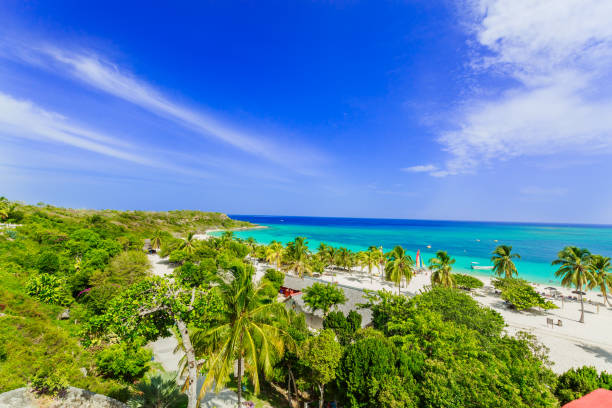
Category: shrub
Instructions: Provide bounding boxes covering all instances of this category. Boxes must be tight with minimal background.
[303,282,347,316]
[495,278,557,311]
[26,273,72,306]
[36,250,60,274]
[174,261,214,287]
[83,248,111,270]
[30,364,69,396]
[453,274,484,290]
[555,366,612,405]
[96,344,152,383]
[126,372,188,408]
[263,268,284,289]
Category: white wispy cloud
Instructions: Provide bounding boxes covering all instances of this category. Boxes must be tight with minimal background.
[402,164,437,173]
[0,38,324,173]
[418,0,612,176]
[0,92,211,178]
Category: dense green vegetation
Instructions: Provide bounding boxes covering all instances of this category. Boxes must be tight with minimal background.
[1,197,611,407]
[0,199,250,404]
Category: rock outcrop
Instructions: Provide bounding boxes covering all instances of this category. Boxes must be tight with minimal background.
[0,387,126,408]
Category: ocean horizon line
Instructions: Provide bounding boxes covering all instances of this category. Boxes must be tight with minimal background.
[228,214,612,229]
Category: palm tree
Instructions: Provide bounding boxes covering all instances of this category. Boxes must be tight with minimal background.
[284,237,312,278]
[430,250,455,288]
[220,230,234,244]
[318,243,336,269]
[195,263,289,405]
[588,254,612,307]
[151,230,163,251]
[265,241,284,271]
[360,247,382,283]
[127,372,187,408]
[179,232,197,254]
[335,247,353,274]
[491,245,521,278]
[385,246,414,294]
[0,196,9,221]
[378,246,386,279]
[552,246,594,323]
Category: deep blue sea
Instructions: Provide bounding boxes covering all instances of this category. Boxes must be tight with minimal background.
[215,215,612,285]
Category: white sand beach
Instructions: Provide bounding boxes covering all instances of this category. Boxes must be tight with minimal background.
[252,258,612,374]
[149,245,612,379]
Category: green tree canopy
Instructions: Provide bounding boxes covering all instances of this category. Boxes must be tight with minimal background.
[302,329,343,408]
[303,282,347,316]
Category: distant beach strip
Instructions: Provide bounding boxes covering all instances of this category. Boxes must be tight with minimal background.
[210,215,612,286]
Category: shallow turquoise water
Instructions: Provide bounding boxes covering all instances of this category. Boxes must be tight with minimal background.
[215,215,612,285]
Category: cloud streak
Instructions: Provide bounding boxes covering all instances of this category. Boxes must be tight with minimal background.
[0,38,325,173]
[0,92,211,178]
[414,0,612,176]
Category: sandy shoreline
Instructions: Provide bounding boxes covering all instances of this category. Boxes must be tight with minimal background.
[192,225,268,240]
[152,236,612,375]
[252,259,612,374]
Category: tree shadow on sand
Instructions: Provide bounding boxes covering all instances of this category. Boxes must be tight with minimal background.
[576,343,612,365]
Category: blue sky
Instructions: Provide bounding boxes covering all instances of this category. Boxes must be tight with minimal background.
[1,1,612,223]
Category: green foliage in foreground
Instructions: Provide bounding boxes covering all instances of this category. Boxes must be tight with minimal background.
[127,372,188,408]
[452,273,484,290]
[303,282,347,316]
[0,198,250,400]
[555,366,612,405]
[29,364,69,396]
[493,278,557,310]
[25,273,73,306]
[360,287,558,407]
[96,344,153,383]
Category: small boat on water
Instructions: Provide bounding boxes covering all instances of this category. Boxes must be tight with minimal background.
[471,261,493,270]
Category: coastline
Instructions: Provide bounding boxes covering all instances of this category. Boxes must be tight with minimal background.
[192,225,268,240]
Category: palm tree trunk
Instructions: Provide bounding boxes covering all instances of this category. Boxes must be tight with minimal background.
[175,318,198,408]
[318,384,325,408]
[602,284,609,306]
[578,283,585,323]
[286,372,292,407]
[237,354,243,406]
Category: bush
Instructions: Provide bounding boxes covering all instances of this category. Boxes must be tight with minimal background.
[96,344,152,383]
[303,282,347,316]
[26,273,72,306]
[36,250,60,274]
[555,366,612,405]
[453,274,484,290]
[323,310,362,346]
[30,364,69,396]
[495,278,557,311]
[174,261,215,287]
[127,372,188,408]
[263,268,284,289]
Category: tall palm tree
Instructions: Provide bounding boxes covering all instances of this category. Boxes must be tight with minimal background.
[385,246,414,294]
[151,230,164,251]
[430,250,455,288]
[378,246,386,279]
[491,245,521,278]
[588,254,612,307]
[284,237,312,278]
[220,230,234,244]
[0,196,9,221]
[265,241,284,271]
[552,246,594,323]
[360,247,382,283]
[195,263,289,405]
[335,247,353,274]
[318,243,336,269]
[179,232,197,254]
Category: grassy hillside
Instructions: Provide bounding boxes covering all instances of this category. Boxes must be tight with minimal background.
[0,199,252,399]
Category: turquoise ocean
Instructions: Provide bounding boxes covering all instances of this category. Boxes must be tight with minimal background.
[214,215,612,285]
